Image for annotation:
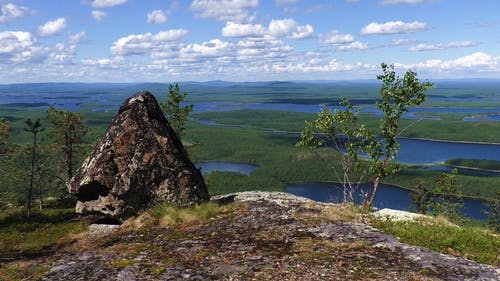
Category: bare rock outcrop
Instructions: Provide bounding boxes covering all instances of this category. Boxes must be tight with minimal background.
[68,91,208,218]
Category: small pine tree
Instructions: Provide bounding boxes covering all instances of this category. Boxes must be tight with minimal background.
[46,105,90,182]
[410,179,430,214]
[160,83,193,138]
[0,117,10,155]
[24,118,44,219]
[429,169,464,222]
[486,191,500,232]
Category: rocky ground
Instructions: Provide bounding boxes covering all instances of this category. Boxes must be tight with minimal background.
[6,192,500,280]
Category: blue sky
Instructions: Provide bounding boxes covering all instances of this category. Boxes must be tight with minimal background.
[0,0,499,83]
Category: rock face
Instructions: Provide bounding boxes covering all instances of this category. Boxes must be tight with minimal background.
[68,91,208,218]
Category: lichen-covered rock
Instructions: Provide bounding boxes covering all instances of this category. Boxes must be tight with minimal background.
[68,91,208,218]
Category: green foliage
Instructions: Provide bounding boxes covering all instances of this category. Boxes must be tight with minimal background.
[486,192,500,232]
[445,158,500,171]
[0,117,10,155]
[372,218,500,266]
[0,118,13,206]
[409,179,430,214]
[46,105,91,181]
[298,63,434,207]
[160,83,193,138]
[429,169,464,222]
[24,118,45,219]
[0,208,86,258]
[298,98,368,203]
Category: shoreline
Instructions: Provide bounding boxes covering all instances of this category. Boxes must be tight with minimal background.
[398,136,500,145]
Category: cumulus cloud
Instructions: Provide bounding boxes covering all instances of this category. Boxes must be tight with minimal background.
[222,18,313,39]
[322,30,354,44]
[91,0,128,8]
[360,21,429,35]
[336,41,368,51]
[0,3,31,23]
[38,18,67,37]
[147,10,168,24]
[409,41,478,51]
[269,18,313,39]
[380,0,436,4]
[0,31,47,63]
[390,38,418,45]
[180,39,233,61]
[69,31,87,45]
[82,56,125,68]
[397,52,500,72]
[110,29,189,56]
[321,30,366,51]
[288,24,313,39]
[190,0,258,22]
[222,22,266,37]
[268,18,297,37]
[92,10,107,21]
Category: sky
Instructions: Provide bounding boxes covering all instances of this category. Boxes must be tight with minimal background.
[0,0,499,83]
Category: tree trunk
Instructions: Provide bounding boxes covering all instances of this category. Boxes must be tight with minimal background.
[37,163,43,210]
[367,176,381,208]
[27,133,37,219]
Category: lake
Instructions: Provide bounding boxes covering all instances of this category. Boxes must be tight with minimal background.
[195,118,500,166]
[397,138,500,165]
[285,182,490,220]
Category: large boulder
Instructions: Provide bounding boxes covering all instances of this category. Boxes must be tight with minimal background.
[68,91,208,218]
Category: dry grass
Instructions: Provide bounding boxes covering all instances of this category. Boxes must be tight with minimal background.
[293,202,361,224]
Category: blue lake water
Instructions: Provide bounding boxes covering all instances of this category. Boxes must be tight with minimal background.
[285,182,490,220]
[195,118,500,166]
[191,101,500,121]
[3,93,499,122]
[196,161,258,176]
[396,138,500,164]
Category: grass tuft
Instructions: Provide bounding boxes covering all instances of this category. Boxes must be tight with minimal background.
[371,217,500,266]
[117,201,239,230]
[153,201,236,227]
[0,208,87,259]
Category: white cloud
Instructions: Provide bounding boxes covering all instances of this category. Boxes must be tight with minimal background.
[0,3,31,23]
[222,18,313,39]
[360,21,429,35]
[321,30,366,51]
[82,56,125,68]
[268,19,313,39]
[91,0,128,8]
[147,10,168,24]
[396,52,500,73]
[222,22,266,37]
[69,32,87,45]
[269,18,297,37]
[110,29,189,56]
[336,41,368,51]
[0,31,48,63]
[409,41,478,51]
[180,39,233,60]
[190,0,258,22]
[38,18,67,37]
[380,0,436,4]
[289,24,313,39]
[322,30,354,44]
[92,10,107,21]
[390,38,418,45]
